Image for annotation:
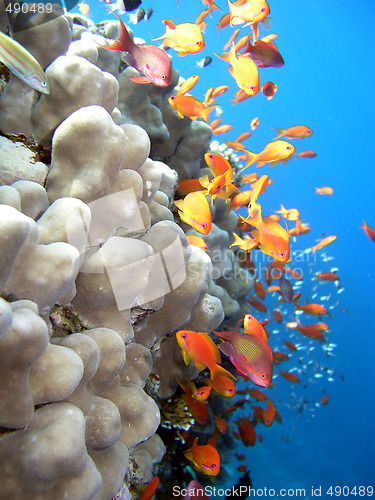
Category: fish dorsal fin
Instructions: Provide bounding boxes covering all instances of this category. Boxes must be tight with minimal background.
[162,19,176,30]
[261,33,277,43]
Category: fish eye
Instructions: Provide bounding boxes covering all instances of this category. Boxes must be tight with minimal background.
[261,374,266,379]
[286,146,291,150]
[211,464,217,469]
[251,85,255,90]
[280,252,285,257]
[182,333,187,338]
[202,222,207,228]
[161,75,166,79]
[197,40,201,45]
[170,96,175,100]
[42,81,47,87]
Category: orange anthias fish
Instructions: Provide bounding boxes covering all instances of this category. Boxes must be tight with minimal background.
[272,351,290,364]
[295,150,317,158]
[229,190,253,210]
[201,152,239,202]
[253,278,266,300]
[247,388,269,401]
[279,371,300,383]
[169,94,217,123]
[78,1,90,15]
[192,384,212,402]
[228,0,270,28]
[202,0,222,16]
[176,330,236,380]
[174,192,212,234]
[212,327,273,387]
[211,124,233,135]
[241,140,295,168]
[315,186,334,195]
[288,220,311,236]
[247,295,267,313]
[176,378,208,425]
[236,416,256,446]
[275,204,300,221]
[320,395,330,406]
[296,325,325,341]
[139,476,160,500]
[261,81,277,100]
[155,18,205,56]
[100,12,171,86]
[296,303,328,315]
[230,233,259,252]
[184,437,220,476]
[214,416,227,435]
[206,375,236,397]
[263,401,276,426]
[177,74,200,96]
[251,117,260,130]
[244,202,290,262]
[216,43,259,96]
[273,309,282,323]
[283,340,297,351]
[311,235,337,253]
[186,235,208,252]
[315,272,339,281]
[272,125,313,140]
[361,221,375,242]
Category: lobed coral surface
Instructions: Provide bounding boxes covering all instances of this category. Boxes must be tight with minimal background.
[0,5,254,499]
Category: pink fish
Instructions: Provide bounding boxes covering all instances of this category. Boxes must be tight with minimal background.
[100,12,171,86]
[212,326,273,387]
[182,480,210,499]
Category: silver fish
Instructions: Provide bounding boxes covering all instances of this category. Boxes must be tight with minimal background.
[0,31,49,93]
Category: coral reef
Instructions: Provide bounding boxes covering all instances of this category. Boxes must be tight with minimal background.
[0,7,253,500]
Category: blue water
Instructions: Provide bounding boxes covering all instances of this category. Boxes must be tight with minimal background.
[74,0,375,496]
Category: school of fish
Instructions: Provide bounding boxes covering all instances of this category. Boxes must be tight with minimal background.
[0,0,358,495]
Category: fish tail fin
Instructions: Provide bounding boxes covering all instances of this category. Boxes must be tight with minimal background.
[202,104,217,123]
[103,11,135,52]
[229,232,244,248]
[212,363,236,381]
[214,50,231,63]
[240,150,257,170]
[271,127,284,140]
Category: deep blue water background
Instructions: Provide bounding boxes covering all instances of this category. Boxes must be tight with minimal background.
[75,0,375,496]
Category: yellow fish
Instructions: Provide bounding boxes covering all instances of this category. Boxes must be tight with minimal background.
[244,201,290,262]
[216,43,259,96]
[174,192,212,234]
[240,140,295,168]
[168,94,217,122]
[155,19,205,56]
